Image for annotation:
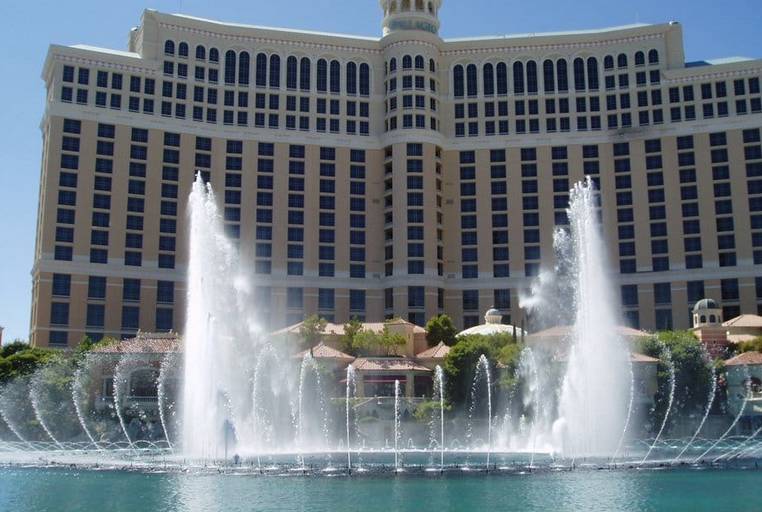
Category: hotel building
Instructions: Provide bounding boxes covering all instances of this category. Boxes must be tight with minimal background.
[31,1,762,346]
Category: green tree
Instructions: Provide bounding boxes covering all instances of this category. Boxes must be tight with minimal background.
[299,315,327,348]
[738,336,762,354]
[341,317,364,355]
[639,330,715,428]
[425,314,458,347]
[0,344,57,384]
[352,326,406,356]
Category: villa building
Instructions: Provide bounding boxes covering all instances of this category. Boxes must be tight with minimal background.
[31,1,762,347]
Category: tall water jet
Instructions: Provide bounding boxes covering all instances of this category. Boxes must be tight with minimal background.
[157,351,180,449]
[29,369,64,450]
[467,355,492,466]
[433,365,445,470]
[672,355,718,464]
[345,365,356,471]
[182,177,261,458]
[640,343,676,465]
[70,361,100,449]
[555,179,630,457]
[394,379,401,471]
[694,368,751,463]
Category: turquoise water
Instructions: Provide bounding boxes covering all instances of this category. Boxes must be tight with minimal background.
[1,467,761,512]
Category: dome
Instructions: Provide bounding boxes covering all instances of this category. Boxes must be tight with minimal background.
[693,298,719,312]
[484,308,502,324]
[456,322,527,339]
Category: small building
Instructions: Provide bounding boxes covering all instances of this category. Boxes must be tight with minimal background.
[415,341,450,370]
[352,357,432,398]
[89,332,180,416]
[456,308,526,339]
[723,314,762,345]
[724,351,762,433]
[526,325,659,412]
[272,319,428,358]
[691,299,730,357]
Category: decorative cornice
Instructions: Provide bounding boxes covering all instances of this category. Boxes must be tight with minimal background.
[159,22,384,56]
[441,33,665,57]
[53,53,156,76]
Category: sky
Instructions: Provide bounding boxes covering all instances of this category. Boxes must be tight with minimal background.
[0,0,760,343]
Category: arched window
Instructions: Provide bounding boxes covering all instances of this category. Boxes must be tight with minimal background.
[330,60,341,94]
[403,55,412,69]
[416,0,424,10]
[648,49,659,64]
[390,0,397,13]
[195,45,206,60]
[402,0,411,10]
[496,63,508,95]
[209,48,219,62]
[453,65,464,98]
[346,62,357,94]
[709,315,716,323]
[224,50,237,84]
[428,1,434,13]
[543,59,555,93]
[617,53,628,68]
[238,51,250,85]
[178,42,189,57]
[604,55,614,70]
[700,315,707,323]
[429,59,436,73]
[526,60,538,94]
[415,55,424,69]
[164,40,175,55]
[389,57,397,72]
[269,55,280,88]
[587,57,599,90]
[256,53,268,87]
[635,51,645,66]
[286,56,298,89]
[359,63,370,96]
[483,63,495,96]
[466,64,478,96]
[573,58,585,91]
[513,62,524,94]
[300,57,311,91]
[556,60,568,92]
[317,59,328,92]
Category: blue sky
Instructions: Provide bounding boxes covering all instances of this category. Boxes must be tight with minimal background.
[0,0,760,343]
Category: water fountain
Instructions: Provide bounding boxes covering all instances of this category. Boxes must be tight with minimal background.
[554,179,631,458]
[345,365,356,471]
[640,342,676,465]
[0,176,761,480]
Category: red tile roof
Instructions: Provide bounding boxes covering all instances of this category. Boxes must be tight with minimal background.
[528,325,651,340]
[295,342,355,362]
[91,332,180,354]
[272,320,426,337]
[352,357,431,372]
[723,315,762,328]
[725,351,762,366]
[416,342,451,359]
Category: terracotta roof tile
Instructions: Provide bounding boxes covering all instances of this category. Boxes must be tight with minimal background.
[352,357,431,372]
[295,342,355,362]
[416,342,451,359]
[723,315,762,328]
[91,332,180,354]
[273,320,426,337]
[725,351,762,366]
[528,325,650,340]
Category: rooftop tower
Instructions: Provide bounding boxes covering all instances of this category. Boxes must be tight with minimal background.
[380,0,442,37]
